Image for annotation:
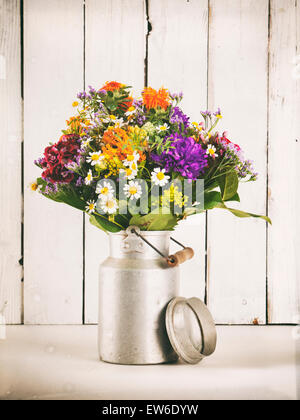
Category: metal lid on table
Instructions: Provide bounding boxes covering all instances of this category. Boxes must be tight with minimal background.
[165,297,217,364]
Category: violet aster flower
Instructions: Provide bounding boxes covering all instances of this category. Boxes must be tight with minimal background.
[152,133,208,180]
[169,107,190,132]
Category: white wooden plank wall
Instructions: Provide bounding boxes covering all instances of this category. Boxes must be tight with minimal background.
[207,0,269,324]
[268,0,300,324]
[0,0,22,324]
[0,0,298,324]
[23,0,84,324]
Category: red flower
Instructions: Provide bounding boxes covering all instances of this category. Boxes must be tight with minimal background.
[219,132,241,151]
[44,145,60,166]
[57,134,80,163]
[43,164,74,184]
[41,134,80,184]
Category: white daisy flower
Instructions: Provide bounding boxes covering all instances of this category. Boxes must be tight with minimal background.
[125,106,136,117]
[119,167,138,180]
[85,169,93,185]
[123,180,142,200]
[85,200,96,214]
[81,138,91,148]
[206,144,218,158]
[102,115,124,126]
[151,168,170,187]
[123,151,140,167]
[86,151,104,166]
[156,123,169,133]
[100,196,118,214]
[96,181,114,198]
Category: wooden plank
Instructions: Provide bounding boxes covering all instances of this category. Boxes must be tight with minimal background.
[207,0,269,324]
[84,0,145,323]
[0,0,22,324]
[147,0,208,301]
[268,0,300,323]
[23,0,84,324]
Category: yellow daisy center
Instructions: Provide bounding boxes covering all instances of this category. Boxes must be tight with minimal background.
[110,115,116,120]
[87,173,92,180]
[157,172,165,180]
[127,155,135,162]
[106,200,115,209]
[208,148,215,155]
[129,186,137,195]
[101,187,109,195]
[89,203,94,210]
[131,162,137,170]
[31,183,38,191]
[125,168,133,176]
[92,154,99,161]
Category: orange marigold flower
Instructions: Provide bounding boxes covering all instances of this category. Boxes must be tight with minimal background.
[101,81,124,92]
[142,87,170,110]
[102,127,145,162]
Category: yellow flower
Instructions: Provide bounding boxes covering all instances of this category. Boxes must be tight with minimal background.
[72,101,79,107]
[161,185,187,208]
[30,182,38,191]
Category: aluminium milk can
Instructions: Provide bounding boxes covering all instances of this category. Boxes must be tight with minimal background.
[98,226,217,365]
[98,228,179,364]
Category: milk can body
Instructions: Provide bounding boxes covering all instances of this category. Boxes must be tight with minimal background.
[98,230,179,365]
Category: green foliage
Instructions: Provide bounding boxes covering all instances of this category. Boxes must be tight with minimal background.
[130,210,178,231]
[218,172,239,201]
[89,214,123,233]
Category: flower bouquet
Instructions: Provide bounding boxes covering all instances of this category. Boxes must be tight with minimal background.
[33,81,270,232]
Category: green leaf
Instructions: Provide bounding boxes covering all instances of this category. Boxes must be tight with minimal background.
[44,188,86,211]
[204,191,223,210]
[89,214,123,233]
[130,210,178,231]
[224,192,240,202]
[218,172,239,201]
[215,202,272,224]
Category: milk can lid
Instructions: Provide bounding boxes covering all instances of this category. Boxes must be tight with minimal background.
[165,297,217,364]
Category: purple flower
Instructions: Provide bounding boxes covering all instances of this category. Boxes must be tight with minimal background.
[169,91,183,101]
[44,183,58,195]
[98,89,107,95]
[169,107,190,132]
[201,110,211,117]
[213,107,221,117]
[76,176,83,187]
[152,133,208,180]
[88,85,96,94]
[133,99,146,126]
[77,91,87,100]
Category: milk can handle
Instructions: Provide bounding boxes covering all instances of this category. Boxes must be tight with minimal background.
[130,227,194,267]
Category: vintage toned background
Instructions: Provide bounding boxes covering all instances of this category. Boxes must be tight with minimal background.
[0,0,299,326]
